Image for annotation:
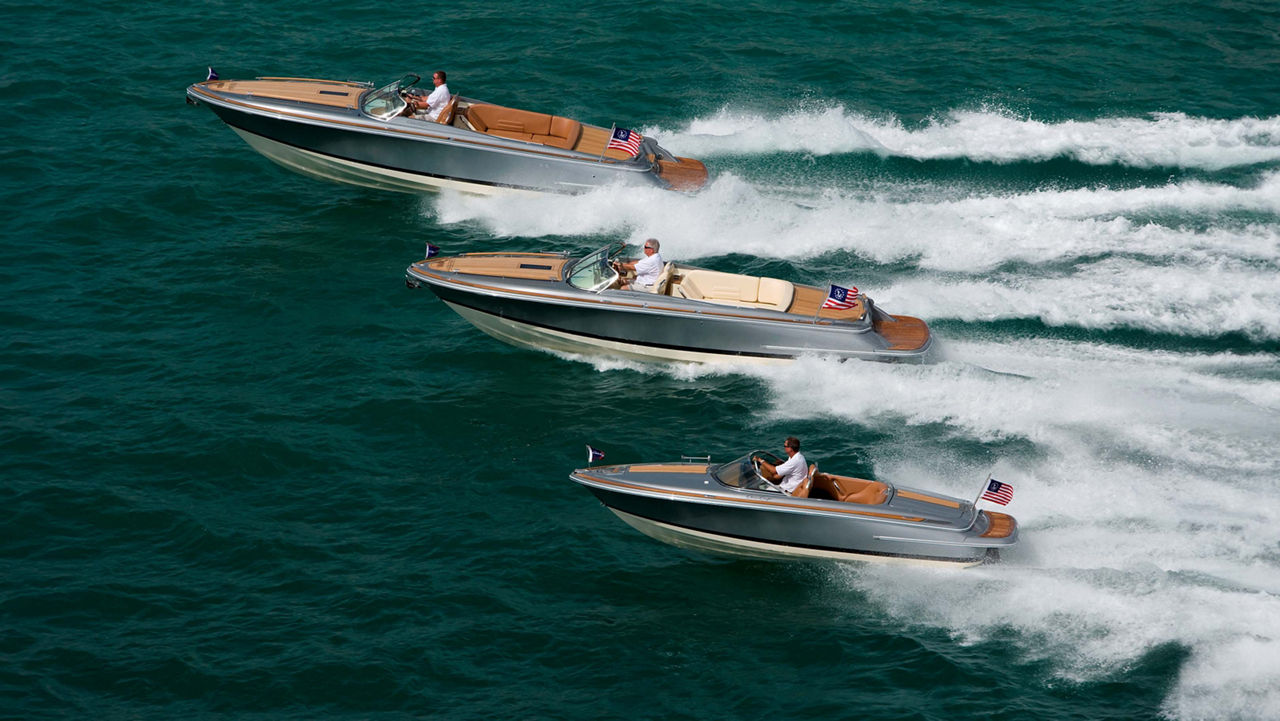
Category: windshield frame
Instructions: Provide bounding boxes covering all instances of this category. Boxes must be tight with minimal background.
[566,244,622,293]
[361,74,420,121]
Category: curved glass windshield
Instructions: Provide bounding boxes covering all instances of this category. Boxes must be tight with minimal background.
[361,75,418,120]
[567,246,619,292]
[711,452,783,492]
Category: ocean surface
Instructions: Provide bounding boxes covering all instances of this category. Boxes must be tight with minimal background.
[4,1,1280,719]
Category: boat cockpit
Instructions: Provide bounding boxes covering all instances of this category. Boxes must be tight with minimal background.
[712,451,892,505]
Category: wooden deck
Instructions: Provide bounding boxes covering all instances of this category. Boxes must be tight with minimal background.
[422,255,568,281]
[981,512,1017,538]
[573,125,643,160]
[657,157,708,191]
[873,314,931,350]
[204,79,360,109]
[785,285,866,320]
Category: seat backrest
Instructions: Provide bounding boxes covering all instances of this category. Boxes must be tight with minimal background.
[436,96,459,125]
[653,262,676,295]
[791,463,816,499]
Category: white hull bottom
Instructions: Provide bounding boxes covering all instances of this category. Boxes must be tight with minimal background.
[446,301,791,366]
[231,128,534,196]
[610,509,984,568]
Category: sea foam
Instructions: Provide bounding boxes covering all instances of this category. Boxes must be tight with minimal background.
[647,106,1280,170]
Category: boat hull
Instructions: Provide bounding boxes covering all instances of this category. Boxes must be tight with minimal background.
[583,481,993,566]
[430,282,933,364]
[610,509,987,567]
[190,82,677,195]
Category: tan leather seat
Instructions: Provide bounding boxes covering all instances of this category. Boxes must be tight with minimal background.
[436,96,459,125]
[813,472,888,505]
[789,464,816,499]
[465,104,582,148]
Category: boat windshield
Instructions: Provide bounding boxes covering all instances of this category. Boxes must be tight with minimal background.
[362,75,418,120]
[567,246,620,293]
[711,452,784,492]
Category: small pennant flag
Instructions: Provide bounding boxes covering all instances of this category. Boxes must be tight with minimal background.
[425,243,440,258]
[821,284,859,310]
[980,478,1014,505]
[586,445,605,463]
[607,127,643,156]
[206,67,219,81]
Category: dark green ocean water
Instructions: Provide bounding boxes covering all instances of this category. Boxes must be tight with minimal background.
[5,2,1280,719]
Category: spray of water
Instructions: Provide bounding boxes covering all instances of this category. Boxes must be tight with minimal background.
[424,112,1280,719]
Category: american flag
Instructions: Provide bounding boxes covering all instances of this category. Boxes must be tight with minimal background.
[425,242,440,258]
[980,479,1014,505]
[821,284,860,310]
[607,127,643,156]
[206,67,219,81]
[586,445,605,463]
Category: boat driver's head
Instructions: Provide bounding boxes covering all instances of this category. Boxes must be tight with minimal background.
[784,437,800,455]
[643,238,659,254]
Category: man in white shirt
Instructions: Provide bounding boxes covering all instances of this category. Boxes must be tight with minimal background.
[410,70,452,121]
[615,238,664,291]
[757,437,808,495]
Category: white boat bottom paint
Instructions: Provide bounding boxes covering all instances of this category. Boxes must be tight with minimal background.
[610,509,984,568]
[231,128,537,196]
[445,301,793,365]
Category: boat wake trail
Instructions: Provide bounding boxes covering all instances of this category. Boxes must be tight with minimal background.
[648,105,1280,170]
[431,170,1280,341]
[736,343,1280,721]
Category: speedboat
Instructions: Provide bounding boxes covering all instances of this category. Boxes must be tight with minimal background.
[569,452,1018,566]
[185,73,707,195]
[404,244,935,363]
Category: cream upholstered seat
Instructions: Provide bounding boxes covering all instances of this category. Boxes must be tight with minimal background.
[676,269,795,311]
[652,262,676,294]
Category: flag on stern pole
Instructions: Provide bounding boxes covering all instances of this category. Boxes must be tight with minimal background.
[607,127,643,156]
[820,284,859,310]
[586,445,605,463]
[980,478,1014,505]
[425,242,440,258]
[206,67,219,81]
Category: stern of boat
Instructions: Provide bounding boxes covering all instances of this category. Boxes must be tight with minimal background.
[656,156,708,191]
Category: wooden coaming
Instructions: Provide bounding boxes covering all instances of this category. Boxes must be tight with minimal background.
[627,464,711,474]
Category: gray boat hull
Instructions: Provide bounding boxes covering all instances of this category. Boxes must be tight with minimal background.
[187,77,702,195]
[570,461,1018,566]
[409,251,935,364]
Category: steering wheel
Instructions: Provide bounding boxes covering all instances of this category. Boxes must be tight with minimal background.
[398,90,417,116]
[751,456,765,480]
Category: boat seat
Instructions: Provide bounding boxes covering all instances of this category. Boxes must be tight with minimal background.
[675,269,795,311]
[652,262,676,295]
[465,104,582,149]
[812,472,889,505]
[789,464,816,499]
[436,96,460,125]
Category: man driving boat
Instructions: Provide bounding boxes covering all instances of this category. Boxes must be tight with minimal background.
[408,70,451,120]
[613,238,663,291]
[757,437,807,495]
